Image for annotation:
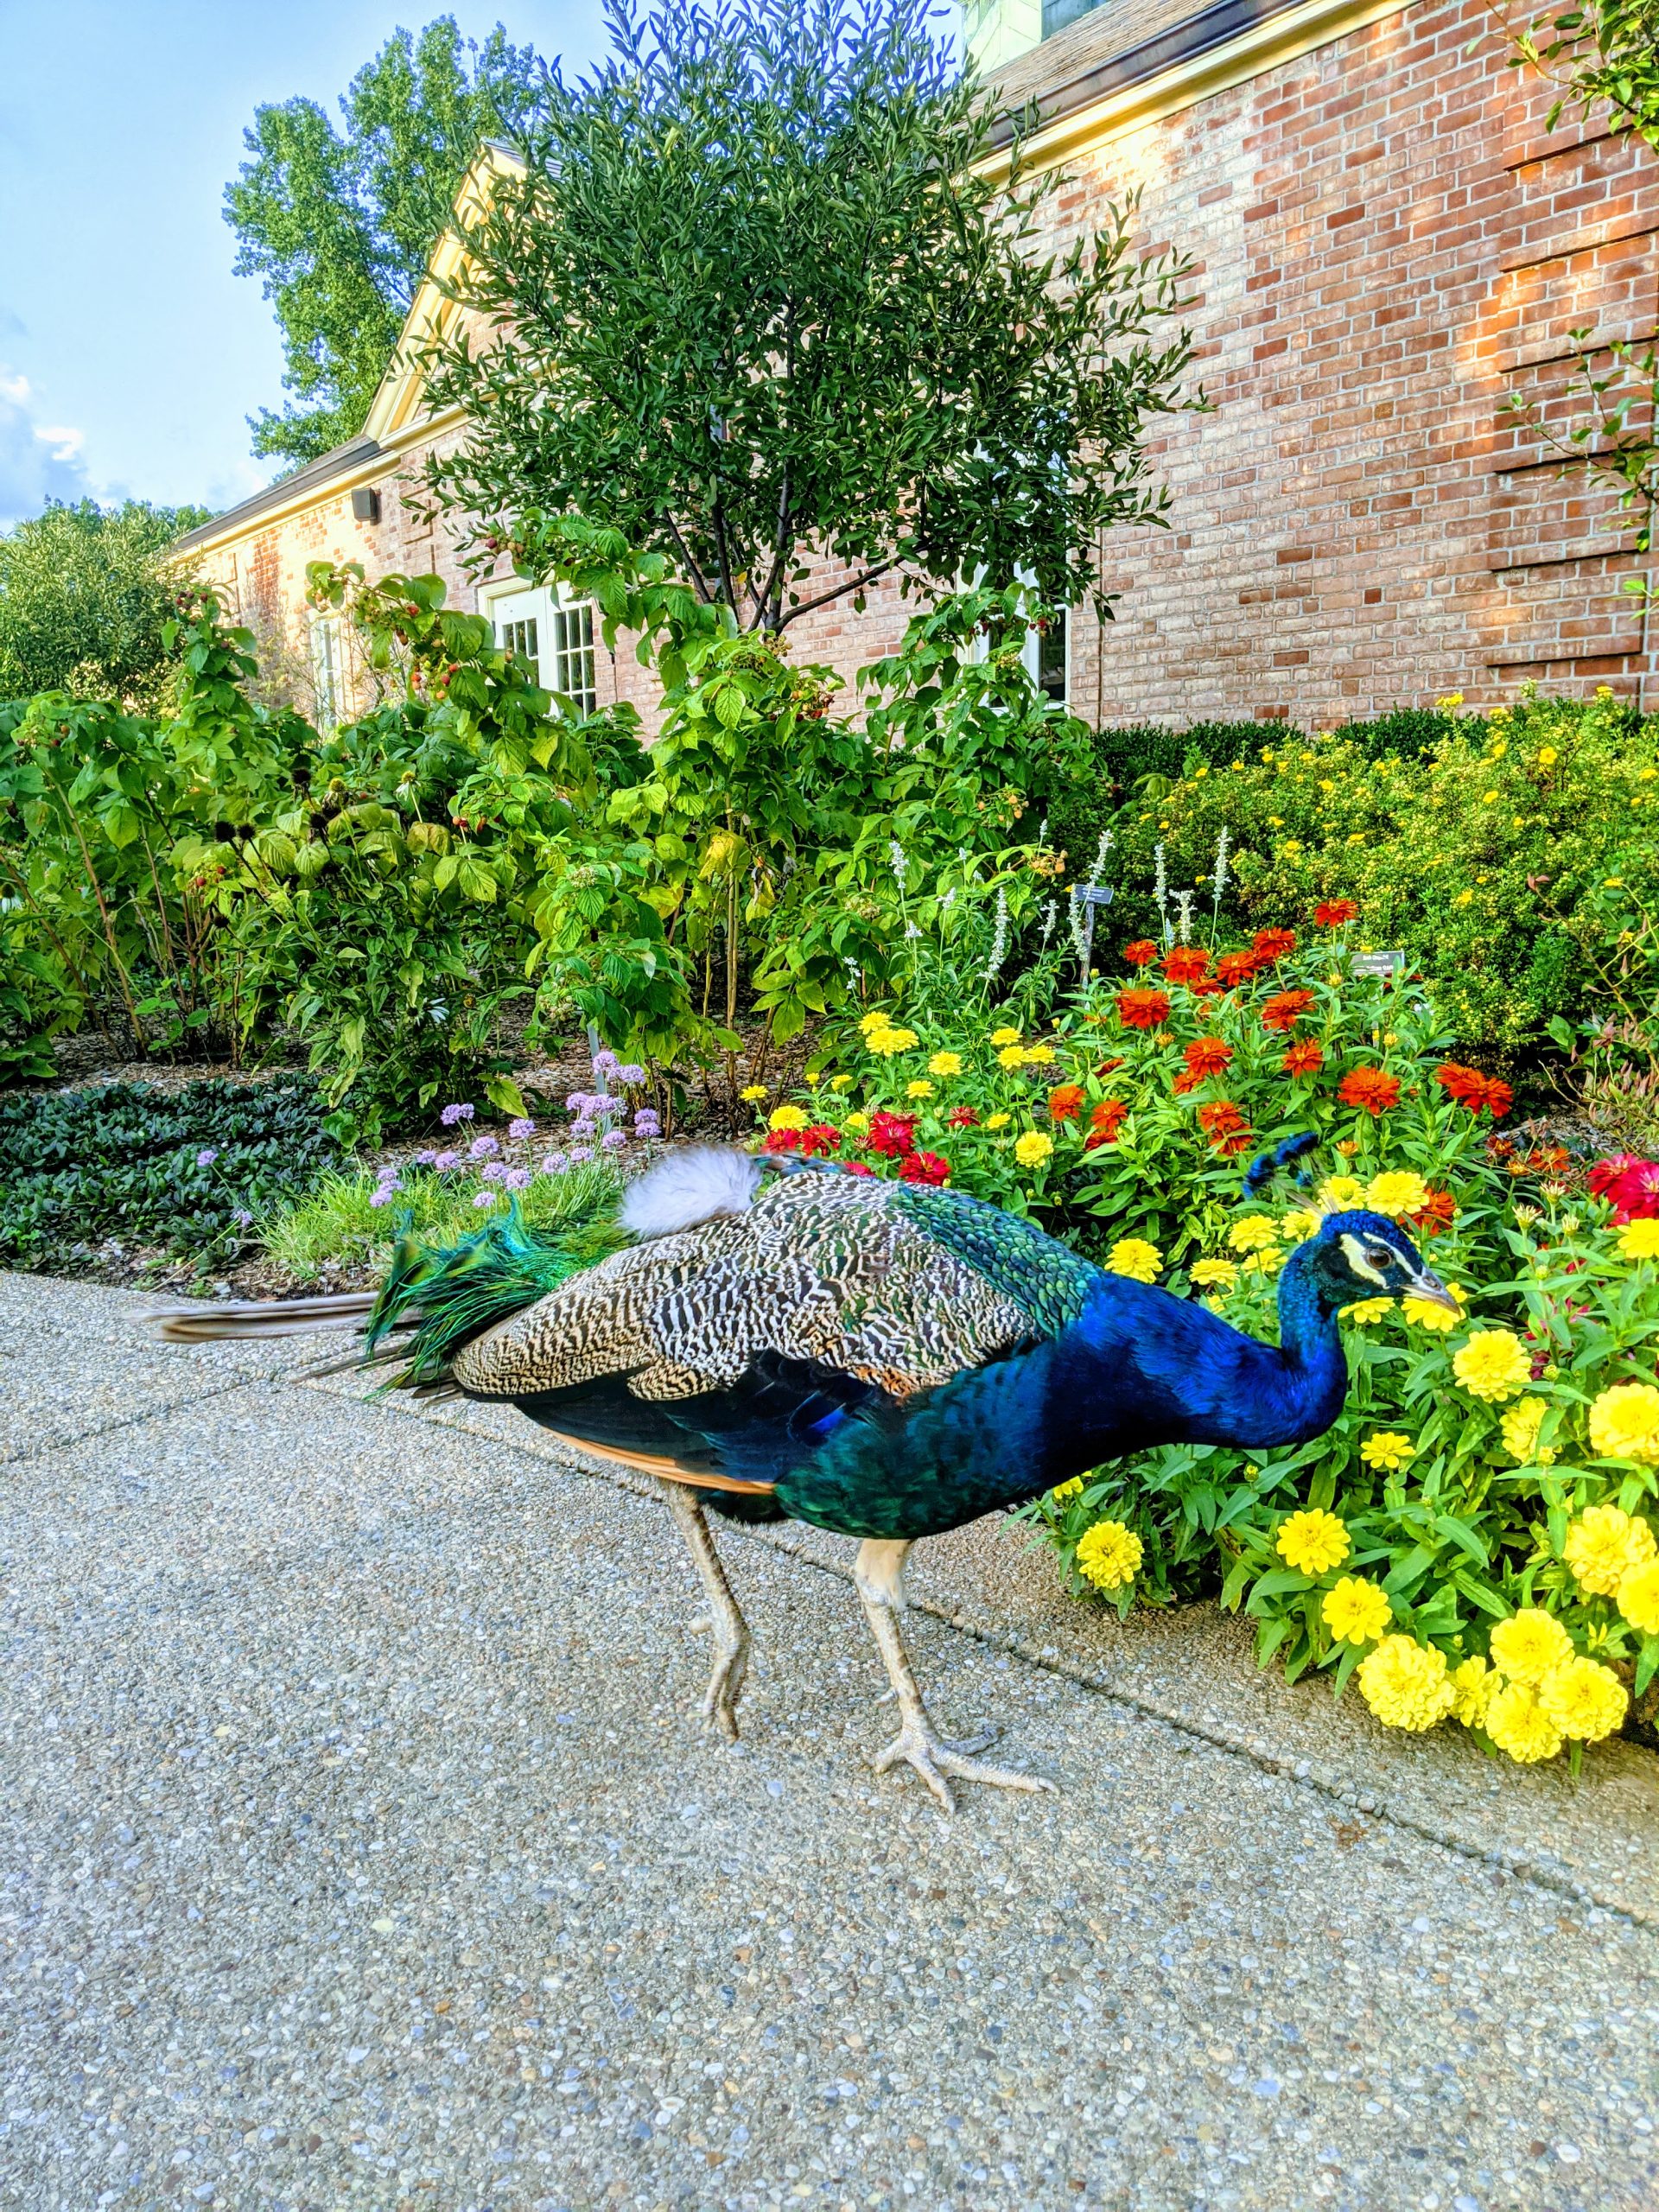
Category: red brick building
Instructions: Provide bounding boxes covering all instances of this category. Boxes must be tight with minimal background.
[177,0,1659,727]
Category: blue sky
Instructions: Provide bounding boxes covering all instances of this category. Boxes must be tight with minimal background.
[0,2,613,527]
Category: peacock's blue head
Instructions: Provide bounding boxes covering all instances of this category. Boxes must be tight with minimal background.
[1302,1210,1458,1316]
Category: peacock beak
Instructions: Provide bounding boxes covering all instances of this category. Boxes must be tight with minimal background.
[1408,1267,1460,1314]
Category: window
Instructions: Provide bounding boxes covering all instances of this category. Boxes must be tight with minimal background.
[1042,0,1104,34]
[309,614,345,729]
[1020,607,1068,705]
[484,586,599,715]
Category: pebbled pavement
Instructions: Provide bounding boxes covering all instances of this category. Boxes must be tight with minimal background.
[3,1282,1658,2212]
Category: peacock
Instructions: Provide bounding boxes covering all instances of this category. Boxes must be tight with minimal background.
[159,1145,1455,1810]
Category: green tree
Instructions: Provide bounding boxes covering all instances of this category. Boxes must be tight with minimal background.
[423,0,1196,632]
[224,16,543,467]
[0,499,211,711]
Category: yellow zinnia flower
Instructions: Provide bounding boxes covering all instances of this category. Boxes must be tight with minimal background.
[1023,1045,1056,1065]
[1048,1477,1084,1506]
[1617,1560,1659,1636]
[1241,1245,1285,1276]
[927,1052,963,1077]
[1340,1297,1394,1325]
[1498,1397,1554,1466]
[1189,1257,1239,1289]
[1536,1655,1628,1743]
[997,1045,1030,1070]
[1276,1509,1351,1575]
[828,1074,853,1092]
[1488,1607,1573,1686]
[843,1111,869,1132]
[1484,1679,1564,1764]
[1617,1220,1659,1261]
[1357,1636,1455,1730]
[1107,1237,1162,1282]
[1588,1382,1659,1465]
[1359,1431,1414,1473]
[985,1111,1011,1131]
[767,1106,808,1132]
[1562,1503,1656,1597]
[1278,1208,1321,1243]
[1014,1130,1053,1167]
[1449,1654,1496,1728]
[1364,1170,1429,1216]
[1451,1329,1531,1404]
[1075,1519,1143,1592]
[990,1026,1022,1046]
[1228,1216,1280,1254]
[1323,1577,1392,1646]
[857,1009,891,1033]
[866,1026,918,1057]
[1402,1290,1459,1333]
[1318,1173,1368,1211]
[740,1084,768,1103]
[906,1080,934,1100]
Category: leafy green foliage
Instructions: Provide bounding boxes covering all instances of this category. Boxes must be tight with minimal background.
[424,0,1195,632]
[224,16,542,464]
[0,499,211,711]
[0,1077,336,1266]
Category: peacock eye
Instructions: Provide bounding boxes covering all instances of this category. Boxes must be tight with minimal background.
[1364,1245,1392,1270]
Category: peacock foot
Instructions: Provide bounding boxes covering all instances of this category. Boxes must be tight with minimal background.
[871,1715,1055,1815]
[700,1629,751,1743]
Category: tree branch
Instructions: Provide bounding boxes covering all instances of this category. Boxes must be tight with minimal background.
[777,556,901,628]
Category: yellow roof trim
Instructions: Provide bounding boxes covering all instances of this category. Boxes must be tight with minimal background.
[986,0,1413,174]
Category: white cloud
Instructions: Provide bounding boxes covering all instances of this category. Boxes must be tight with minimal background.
[0,365,93,527]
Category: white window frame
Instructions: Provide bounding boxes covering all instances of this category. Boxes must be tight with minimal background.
[308,612,346,730]
[477,578,599,715]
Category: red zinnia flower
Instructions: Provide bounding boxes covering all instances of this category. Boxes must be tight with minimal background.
[867,1111,917,1159]
[762,1128,803,1154]
[1163,947,1211,986]
[1435,1062,1512,1119]
[1095,1057,1125,1077]
[1084,1098,1129,1148]
[1588,1154,1659,1222]
[1215,950,1262,988]
[1252,927,1297,963]
[1281,1039,1325,1077]
[899,1149,951,1185]
[1262,988,1316,1033]
[1338,1067,1401,1116]
[1122,940,1159,968]
[945,1106,979,1129]
[842,1160,875,1176]
[1116,988,1172,1031]
[1047,1084,1085,1122]
[1183,1037,1234,1081]
[1410,1190,1457,1235]
[1313,899,1358,928]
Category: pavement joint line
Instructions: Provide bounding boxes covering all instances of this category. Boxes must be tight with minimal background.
[0,1361,308,1472]
[291,1370,1653,1931]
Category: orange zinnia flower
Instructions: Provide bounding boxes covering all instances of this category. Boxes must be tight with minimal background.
[1116,988,1172,1031]
[1313,899,1358,927]
[1183,1037,1234,1080]
[1047,1084,1084,1122]
[1410,1190,1457,1235]
[1198,1100,1248,1136]
[1252,927,1297,963]
[1338,1066,1401,1115]
[1164,947,1211,986]
[1436,1061,1513,1119]
[1215,950,1262,988]
[1281,1039,1325,1077]
[1262,988,1315,1033]
[1084,1098,1129,1148]
[1122,940,1159,968]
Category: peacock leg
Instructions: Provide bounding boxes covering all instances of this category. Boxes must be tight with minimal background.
[854,1539,1054,1814]
[663,1481,752,1741]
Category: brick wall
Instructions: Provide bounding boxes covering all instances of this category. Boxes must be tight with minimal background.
[204,0,1658,733]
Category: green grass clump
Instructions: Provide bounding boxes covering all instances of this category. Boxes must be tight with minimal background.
[258,1159,623,1281]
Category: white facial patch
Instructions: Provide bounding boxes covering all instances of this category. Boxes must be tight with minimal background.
[1339,1233,1389,1287]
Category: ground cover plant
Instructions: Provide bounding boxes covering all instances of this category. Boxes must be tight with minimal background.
[747,903,1659,1769]
[0,1077,337,1271]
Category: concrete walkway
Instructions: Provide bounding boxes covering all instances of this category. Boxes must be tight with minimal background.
[3,1272,1658,2212]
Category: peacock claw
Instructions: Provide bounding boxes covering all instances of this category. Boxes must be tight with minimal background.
[872,1719,1055,1814]
[700,1640,749,1742]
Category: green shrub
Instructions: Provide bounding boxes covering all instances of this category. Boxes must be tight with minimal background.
[0,1077,337,1267]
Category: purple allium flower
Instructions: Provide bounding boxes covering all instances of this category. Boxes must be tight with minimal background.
[593,1048,620,1077]
[616,1063,647,1087]
[508,1116,536,1141]
[480,1161,506,1182]
[540,1152,569,1176]
[601,1128,628,1151]
[592,1094,619,1117]
[569,1145,594,1165]
[432,1149,461,1172]
[570,1117,598,1141]
[473,1188,499,1209]
[468,1135,500,1160]
[411,1147,439,1166]
[195,1147,219,1167]
[377,1160,401,1183]
[565,1090,594,1116]
[369,1184,401,1208]
[633,1109,661,1138]
[439,1102,475,1128]
[232,1208,253,1228]
[504,1166,533,1192]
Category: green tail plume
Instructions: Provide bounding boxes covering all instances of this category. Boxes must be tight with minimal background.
[365,1198,629,1388]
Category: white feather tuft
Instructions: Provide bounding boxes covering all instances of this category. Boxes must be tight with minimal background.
[620,1147,764,1239]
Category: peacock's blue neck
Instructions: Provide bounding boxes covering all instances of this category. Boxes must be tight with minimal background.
[1266,1243,1351,1437]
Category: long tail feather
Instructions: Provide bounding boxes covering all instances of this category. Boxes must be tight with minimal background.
[153,1291,378,1343]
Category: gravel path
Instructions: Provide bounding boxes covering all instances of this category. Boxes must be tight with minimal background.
[3,1305,1659,2212]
